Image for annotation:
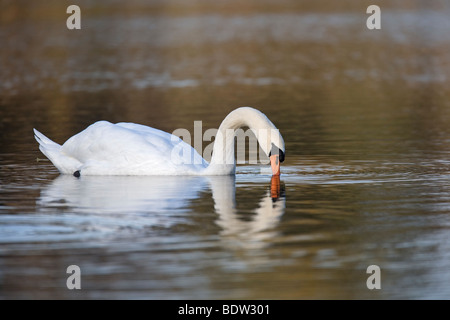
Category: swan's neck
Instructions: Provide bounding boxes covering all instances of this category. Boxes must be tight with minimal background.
[206,107,278,175]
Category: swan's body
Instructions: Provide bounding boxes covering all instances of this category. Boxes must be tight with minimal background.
[34,107,285,176]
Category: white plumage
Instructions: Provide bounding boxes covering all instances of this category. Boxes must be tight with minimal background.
[34,107,285,176]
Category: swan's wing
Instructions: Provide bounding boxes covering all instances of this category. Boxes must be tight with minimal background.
[117,122,207,165]
[116,122,175,141]
[60,121,206,175]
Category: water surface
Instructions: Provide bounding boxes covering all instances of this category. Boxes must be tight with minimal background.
[1,0,450,299]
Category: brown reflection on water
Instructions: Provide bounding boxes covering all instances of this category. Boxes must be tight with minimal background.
[1,1,450,156]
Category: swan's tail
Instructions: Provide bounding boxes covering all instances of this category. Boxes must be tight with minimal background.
[33,129,80,174]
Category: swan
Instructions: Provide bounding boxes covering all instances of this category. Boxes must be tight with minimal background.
[33,107,285,176]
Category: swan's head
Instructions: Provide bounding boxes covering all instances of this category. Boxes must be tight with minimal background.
[268,140,285,176]
[243,107,285,176]
[261,128,285,176]
[214,106,285,176]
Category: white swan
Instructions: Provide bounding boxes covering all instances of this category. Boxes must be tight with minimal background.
[33,107,285,176]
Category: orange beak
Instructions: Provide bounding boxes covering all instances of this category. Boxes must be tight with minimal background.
[270,154,280,176]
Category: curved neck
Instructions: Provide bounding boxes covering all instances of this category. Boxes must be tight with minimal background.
[206,107,278,175]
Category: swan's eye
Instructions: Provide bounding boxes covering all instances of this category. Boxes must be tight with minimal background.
[279,150,285,163]
[269,144,285,163]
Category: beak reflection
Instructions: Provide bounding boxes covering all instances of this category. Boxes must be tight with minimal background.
[270,175,284,202]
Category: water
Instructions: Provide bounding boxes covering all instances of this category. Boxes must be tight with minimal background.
[2,0,450,299]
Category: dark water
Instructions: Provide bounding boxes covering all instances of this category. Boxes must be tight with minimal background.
[2,0,450,299]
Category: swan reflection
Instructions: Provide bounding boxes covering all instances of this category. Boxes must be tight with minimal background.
[211,176,285,240]
[37,174,285,242]
[38,175,207,215]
